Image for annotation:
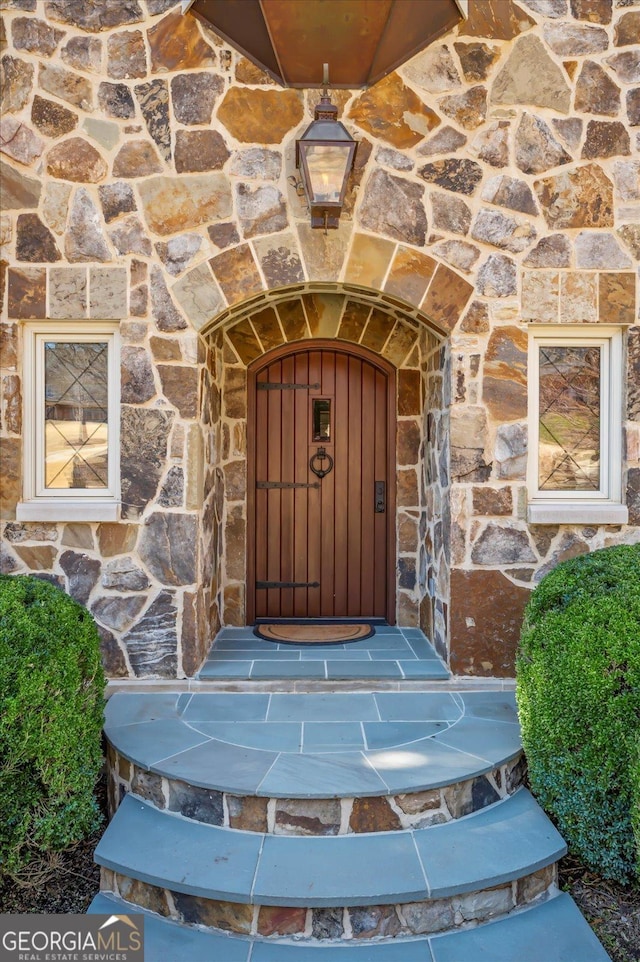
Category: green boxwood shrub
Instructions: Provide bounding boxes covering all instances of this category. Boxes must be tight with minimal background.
[516,543,640,883]
[0,574,105,875]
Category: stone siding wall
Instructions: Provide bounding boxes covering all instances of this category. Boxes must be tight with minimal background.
[0,0,638,677]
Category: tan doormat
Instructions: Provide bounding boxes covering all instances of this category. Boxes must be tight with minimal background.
[255,623,374,645]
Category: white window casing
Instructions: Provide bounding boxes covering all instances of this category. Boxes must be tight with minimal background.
[527,325,627,525]
[17,322,121,523]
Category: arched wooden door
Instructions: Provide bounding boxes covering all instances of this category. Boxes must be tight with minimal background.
[247,342,396,622]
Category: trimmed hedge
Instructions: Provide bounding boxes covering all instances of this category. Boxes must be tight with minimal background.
[516,543,640,883]
[0,574,105,875]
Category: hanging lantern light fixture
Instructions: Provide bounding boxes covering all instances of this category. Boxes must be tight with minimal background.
[295,64,358,232]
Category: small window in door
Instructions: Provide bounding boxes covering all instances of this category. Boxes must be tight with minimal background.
[312,398,331,441]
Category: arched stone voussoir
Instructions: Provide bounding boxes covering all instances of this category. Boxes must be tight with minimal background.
[171,230,474,340]
[217,288,440,374]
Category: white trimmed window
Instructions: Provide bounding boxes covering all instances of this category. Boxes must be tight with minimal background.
[527,326,627,525]
[17,322,121,522]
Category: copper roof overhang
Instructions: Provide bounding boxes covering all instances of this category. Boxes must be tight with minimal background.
[190,0,465,88]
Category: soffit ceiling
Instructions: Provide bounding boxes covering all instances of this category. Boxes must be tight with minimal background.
[190,0,465,88]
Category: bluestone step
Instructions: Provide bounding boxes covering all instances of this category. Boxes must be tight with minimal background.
[88,891,612,962]
[95,788,566,907]
[104,690,522,797]
[198,625,450,681]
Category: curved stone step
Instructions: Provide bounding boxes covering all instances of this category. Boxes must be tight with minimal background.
[105,690,522,803]
[88,891,612,962]
[95,789,566,912]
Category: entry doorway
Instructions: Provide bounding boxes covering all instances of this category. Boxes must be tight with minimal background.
[247,341,396,622]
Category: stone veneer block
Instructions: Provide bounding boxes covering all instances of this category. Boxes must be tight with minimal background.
[483,327,528,422]
[253,234,304,289]
[385,247,437,306]
[576,232,631,270]
[491,34,571,113]
[173,892,254,933]
[147,9,217,72]
[158,366,199,419]
[472,486,513,516]
[217,88,303,144]
[361,309,394,353]
[359,170,427,248]
[97,523,137,557]
[560,273,598,323]
[458,0,535,39]
[113,141,163,179]
[8,266,46,318]
[83,118,120,151]
[522,271,559,323]
[66,189,110,263]
[275,299,310,343]
[337,300,370,342]
[60,36,102,73]
[171,73,224,126]
[349,796,402,833]
[421,264,474,333]
[275,798,341,836]
[251,307,284,353]
[349,72,440,149]
[534,164,614,229]
[89,267,127,318]
[38,63,93,111]
[397,468,419,507]
[450,568,531,677]
[297,223,351,282]
[14,214,59,269]
[15,545,57,569]
[544,22,609,57]
[0,160,41,210]
[598,273,636,326]
[46,137,107,183]
[236,184,287,239]
[0,116,44,166]
[223,367,247,419]
[383,323,419,368]
[49,266,87,319]
[172,263,224,332]
[345,234,395,291]
[0,438,21,518]
[398,369,422,416]
[138,513,197,587]
[138,174,232,236]
[403,45,461,95]
[227,320,262,366]
[209,245,263,306]
[117,874,169,918]
[257,905,307,937]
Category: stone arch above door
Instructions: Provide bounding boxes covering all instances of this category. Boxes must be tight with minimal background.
[169,231,475,339]
[207,287,451,646]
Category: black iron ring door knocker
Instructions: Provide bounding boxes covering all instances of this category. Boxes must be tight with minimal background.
[310,446,334,479]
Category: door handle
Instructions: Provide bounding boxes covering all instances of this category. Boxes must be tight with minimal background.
[375,480,386,513]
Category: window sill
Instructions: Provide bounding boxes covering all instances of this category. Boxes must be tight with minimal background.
[16,501,120,522]
[527,502,629,525]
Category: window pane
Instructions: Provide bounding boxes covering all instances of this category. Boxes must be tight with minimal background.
[44,342,109,489]
[538,345,601,492]
[312,399,331,441]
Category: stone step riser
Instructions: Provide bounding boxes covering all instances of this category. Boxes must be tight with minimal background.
[107,742,527,834]
[100,865,558,942]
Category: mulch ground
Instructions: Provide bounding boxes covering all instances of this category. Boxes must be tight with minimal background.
[559,855,640,962]
[0,778,638,962]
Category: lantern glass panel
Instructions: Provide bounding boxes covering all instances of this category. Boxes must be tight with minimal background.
[304,143,350,204]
